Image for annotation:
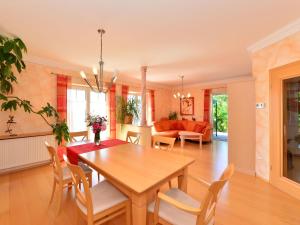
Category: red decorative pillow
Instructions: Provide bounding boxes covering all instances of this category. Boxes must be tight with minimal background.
[154,122,164,132]
[194,124,206,133]
[170,122,178,130]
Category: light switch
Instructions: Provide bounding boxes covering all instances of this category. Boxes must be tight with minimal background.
[256,103,265,109]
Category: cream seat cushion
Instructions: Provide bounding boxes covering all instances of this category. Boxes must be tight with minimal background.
[76,180,128,215]
[148,188,214,225]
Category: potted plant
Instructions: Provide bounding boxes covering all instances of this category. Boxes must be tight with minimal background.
[124,98,139,124]
[168,111,178,120]
[0,34,70,144]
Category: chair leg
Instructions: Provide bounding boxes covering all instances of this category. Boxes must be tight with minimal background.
[49,179,56,205]
[87,173,92,187]
[168,180,172,189]
[56,182,64,215]
[97,172,100,182]
[125,201,131,225]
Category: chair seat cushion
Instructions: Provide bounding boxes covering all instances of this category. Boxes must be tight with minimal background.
[76,180,128,215]
[148,188,213,225]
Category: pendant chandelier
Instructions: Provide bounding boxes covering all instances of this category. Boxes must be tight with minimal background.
[173,75,191,99]
[80,29,117,93]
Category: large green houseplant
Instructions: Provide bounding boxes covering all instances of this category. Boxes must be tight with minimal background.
[0,34,70,144]
[116,96,139,124]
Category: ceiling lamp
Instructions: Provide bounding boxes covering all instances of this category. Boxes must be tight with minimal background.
[173,75,191,99]
[80,29,117,93]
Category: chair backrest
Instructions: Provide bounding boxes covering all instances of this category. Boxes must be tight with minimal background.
[70,131,89,142]
[65,156,94,219]
[197,164,234,225]
[45,141,63,180]
[126,131,141,144]
[152,136,176,150]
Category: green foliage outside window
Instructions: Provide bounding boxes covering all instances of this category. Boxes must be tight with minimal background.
[213,95,228,132]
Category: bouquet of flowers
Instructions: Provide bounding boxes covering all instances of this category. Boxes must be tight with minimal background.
[86,115,107,145]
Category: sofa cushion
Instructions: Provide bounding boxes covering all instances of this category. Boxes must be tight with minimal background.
[160,120,171,131]
[176,121,185,130]
[170,121,178,130]
[184,121,196,131]
[193,124,206,133]
[154,122,164,132]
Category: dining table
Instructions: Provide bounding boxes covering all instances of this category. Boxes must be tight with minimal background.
[67,139,195,225]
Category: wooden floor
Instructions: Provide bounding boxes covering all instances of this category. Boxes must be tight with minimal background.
[1,140,300,225]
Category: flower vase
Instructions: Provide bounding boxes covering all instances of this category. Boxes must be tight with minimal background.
[94,131,100,145]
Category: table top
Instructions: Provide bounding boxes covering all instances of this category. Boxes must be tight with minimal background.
[178,131,203,136]
[79,143,195,194]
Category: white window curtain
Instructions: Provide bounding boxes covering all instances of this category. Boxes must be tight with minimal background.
[67,88,87,132]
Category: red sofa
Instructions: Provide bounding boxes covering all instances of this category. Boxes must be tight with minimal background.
[152,120,212,142]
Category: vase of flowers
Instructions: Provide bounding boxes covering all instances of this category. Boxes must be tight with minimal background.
[87,115,107,145]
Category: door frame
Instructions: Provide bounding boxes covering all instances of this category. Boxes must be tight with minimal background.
[270,60,300,200]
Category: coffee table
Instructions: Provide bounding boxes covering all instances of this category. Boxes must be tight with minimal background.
[179,131,203,149]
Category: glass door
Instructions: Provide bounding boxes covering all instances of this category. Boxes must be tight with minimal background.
[283,78,300,183]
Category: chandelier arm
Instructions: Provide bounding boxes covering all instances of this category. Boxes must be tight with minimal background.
[83,78,96,92]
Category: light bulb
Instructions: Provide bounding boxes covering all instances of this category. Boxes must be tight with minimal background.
[80,71,86,79]
[173,94,177,99]
[182,94,185,98]
[177,92,180,97]
[92,66,98,75]
[187,93,191,98]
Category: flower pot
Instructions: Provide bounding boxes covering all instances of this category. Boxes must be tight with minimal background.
[124,115,133,124]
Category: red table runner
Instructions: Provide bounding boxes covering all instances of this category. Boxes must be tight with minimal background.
[67,139,127,164]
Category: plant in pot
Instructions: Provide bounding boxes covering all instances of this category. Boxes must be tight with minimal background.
[124,98,139,124]
[168,111,178,120]
[0,34,70,144]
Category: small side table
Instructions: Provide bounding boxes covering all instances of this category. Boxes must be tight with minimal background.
[179,131,203,149]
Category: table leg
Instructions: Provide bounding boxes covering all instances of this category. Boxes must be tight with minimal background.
[199,135,202,150]
[131,193,147,225]
[180,136,184,148]
[178,168,188,192]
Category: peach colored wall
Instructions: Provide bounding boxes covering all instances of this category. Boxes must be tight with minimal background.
[252,31,300,180]
[228,80,255,174]
[0,62,172,136]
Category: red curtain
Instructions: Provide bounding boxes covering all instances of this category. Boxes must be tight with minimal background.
[122,85,129,101]
[56,74,71,161]
[150,90,155,122]
[57,75,71,121]
[109,84,116,138]
[203,89,211,123]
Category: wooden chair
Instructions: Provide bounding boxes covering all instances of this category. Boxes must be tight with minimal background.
[152,136,176,151]
[65,158,131,225]
[152,136,176,188]
[148,164,235,225]
[70,131,89,142]
[126,131,141,144]
[45,142,93,214]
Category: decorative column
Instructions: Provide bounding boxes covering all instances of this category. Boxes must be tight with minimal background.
[140,66,147,126]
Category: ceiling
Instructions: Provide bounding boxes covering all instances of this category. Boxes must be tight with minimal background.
[1,0,300,86]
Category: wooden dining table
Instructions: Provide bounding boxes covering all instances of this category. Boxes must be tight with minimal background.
[77,141,195,225]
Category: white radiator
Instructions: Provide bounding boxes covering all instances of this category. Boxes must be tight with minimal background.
[0,134,56,173]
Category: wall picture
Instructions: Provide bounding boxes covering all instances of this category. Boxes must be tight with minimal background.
[180,97,194,115]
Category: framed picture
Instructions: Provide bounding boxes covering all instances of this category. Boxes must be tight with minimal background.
[180,97,194,115]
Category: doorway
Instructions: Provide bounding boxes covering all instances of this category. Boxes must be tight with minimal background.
[270,60,300,200]
[212,94,228,141]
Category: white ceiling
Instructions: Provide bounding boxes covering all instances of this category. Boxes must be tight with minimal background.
[1,0,300,86]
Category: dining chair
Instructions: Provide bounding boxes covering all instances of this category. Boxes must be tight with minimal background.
[152,136,176,150]
[148,164,235,225]
[45,142,93,214]
[152,136,176,188]
[65,158,131,225]
[70,131,89,142]
[126,131,141,144]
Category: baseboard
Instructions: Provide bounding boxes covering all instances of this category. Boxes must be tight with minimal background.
[235,167,256,176]
[0,160,51,175]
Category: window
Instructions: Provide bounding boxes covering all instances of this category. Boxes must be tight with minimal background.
[127,92,152,125]
[67,87,108,139]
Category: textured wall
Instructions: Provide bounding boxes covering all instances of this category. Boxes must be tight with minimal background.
[252,31,300,180]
